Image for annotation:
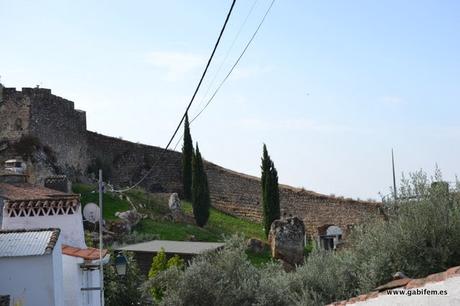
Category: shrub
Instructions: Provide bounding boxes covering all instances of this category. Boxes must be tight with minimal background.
[148,248,184,301]
[143,169,460,306]
[104,251,148,306]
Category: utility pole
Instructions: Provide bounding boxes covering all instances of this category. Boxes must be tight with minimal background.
[98,169,104,306]
[392,149,397,201]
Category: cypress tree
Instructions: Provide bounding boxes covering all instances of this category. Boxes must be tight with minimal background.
[192,144,210,227]
[182,113,193,200]
[261,145,280,236]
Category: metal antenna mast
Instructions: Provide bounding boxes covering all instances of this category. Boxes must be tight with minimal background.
[392,149,397,201]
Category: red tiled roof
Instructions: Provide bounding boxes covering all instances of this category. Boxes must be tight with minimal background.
[0,183,78,201]
[329,266,460,305]
[62,244,108,260]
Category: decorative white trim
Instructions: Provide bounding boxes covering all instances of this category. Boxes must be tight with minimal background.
[5,199,79,217]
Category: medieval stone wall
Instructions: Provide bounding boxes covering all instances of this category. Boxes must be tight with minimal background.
[25,88,88,174]
[0,87,88,176]
[86,132,183,194]
[204,162,381,238]
[0,86,382,237]
[0,88,31,142]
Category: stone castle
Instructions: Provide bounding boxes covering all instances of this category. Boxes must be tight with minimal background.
[0,85,382,239]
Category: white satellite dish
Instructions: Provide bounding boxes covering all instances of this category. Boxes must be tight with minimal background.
[83,203,100,223]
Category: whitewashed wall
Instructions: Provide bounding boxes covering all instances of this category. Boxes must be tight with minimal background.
[63,255,102,306]
[0,239,64,306]
[2,208,86,248]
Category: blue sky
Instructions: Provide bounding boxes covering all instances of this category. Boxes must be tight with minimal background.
[1,0,459,200]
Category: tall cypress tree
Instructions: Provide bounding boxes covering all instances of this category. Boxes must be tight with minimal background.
[182,113,193,201]
[261,144,280,236]
[192,144,210,227]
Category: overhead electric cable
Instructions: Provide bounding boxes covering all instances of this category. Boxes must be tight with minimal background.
[197,0,259,109]
[172,0,276,151]
[112,0,237,193]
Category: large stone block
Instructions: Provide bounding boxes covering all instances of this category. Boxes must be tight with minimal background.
[268,217,305,267]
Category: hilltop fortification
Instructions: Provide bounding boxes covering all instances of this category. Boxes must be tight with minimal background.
[0,86,382,238]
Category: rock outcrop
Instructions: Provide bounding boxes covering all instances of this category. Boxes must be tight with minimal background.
[268,217,305,268]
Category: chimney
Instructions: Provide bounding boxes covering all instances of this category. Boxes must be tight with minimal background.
[44,175,71,193]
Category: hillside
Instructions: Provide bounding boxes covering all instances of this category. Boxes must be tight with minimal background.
[73,184,265,242]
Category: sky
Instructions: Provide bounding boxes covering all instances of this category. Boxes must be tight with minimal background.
[1,0,459,200]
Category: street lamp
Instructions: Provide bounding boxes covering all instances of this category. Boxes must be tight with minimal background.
[115,253,128,276]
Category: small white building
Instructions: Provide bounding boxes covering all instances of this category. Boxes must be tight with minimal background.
[0,177,108,306]
[0,228,64,306]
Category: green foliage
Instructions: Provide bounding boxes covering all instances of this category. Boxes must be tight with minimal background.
[304,240,315,258]
[73,183,130,220]
[261,144,280,236]
[192,144,210,227]
[142,170,460,306]
[246,249,273,267]
[104,251,148,306]
[135,219,221,241]
[182,113,194,201]
[148,248,184,301]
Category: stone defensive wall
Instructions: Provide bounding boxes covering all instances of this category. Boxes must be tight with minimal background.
[0,87,88,173]
[205,162,382,238]
[0,86,383,238]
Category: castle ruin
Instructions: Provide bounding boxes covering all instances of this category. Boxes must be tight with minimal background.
[0,86,383,239]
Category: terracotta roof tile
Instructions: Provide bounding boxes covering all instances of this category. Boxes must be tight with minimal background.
[328,265,460,305]
[375,277,412,291]
[0,183,78,201]
[62,244,108,260]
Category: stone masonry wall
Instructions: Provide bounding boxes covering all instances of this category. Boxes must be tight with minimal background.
[86,132,183,194]
[205,162,381,238]
[0,88,32,142]
[25,88,88,175]
[0,87,88,177]
[0,86,382,237]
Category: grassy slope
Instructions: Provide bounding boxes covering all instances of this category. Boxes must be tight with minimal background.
[74,184,265,242]
[73,183,131,220]
[74,184,271,265]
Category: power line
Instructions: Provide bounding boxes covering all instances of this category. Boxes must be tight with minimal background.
[112,0,237,193]
[173,0,276,151]
[196,0,259,111]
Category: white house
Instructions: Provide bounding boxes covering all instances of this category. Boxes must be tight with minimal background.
[0,175,108,306]
[0,228,64,306]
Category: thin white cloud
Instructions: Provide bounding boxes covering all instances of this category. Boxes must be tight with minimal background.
[146,51,205,81]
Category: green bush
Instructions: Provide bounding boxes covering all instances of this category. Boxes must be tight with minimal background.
[104,251,148,306]
[148,248,184,302]
[142,170,460,306]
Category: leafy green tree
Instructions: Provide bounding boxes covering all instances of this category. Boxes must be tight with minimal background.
[261,144,280,236]
[192,144,211,227]
[182,113,194,201]
[104,251,148,306]
[148,248,185,301]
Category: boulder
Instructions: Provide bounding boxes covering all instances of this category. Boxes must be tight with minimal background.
[246,238,269,254]
[115,209,142,230]
[268,217,305,267]
[168,193,181,211]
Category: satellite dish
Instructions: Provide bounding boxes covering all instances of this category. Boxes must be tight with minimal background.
[83,203,100,223]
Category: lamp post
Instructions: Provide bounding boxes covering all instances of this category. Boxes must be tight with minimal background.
[115,253,128,276]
